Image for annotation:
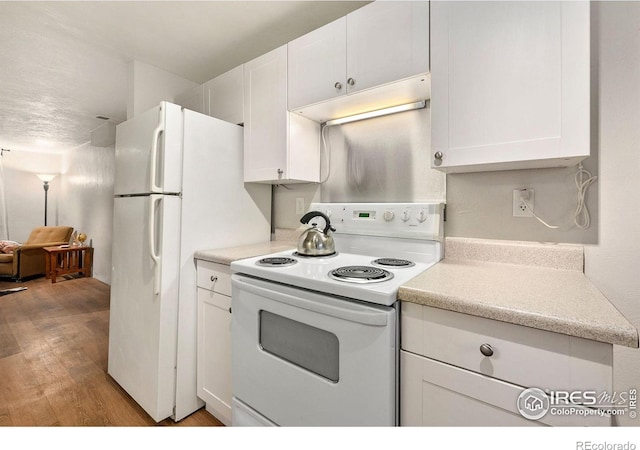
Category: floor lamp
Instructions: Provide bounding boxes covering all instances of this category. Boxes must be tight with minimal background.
[36,174,57,226]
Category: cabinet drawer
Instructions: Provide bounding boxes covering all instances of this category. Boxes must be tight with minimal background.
[196,260,232,296]
[401,350,611,427]
[401,303,612,393]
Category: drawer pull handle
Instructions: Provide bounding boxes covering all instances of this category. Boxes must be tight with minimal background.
[479,343,494,357]
[210,276,218,283]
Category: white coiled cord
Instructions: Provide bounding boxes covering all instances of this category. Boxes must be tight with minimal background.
[573,163,597,229]
[521,163,597,230]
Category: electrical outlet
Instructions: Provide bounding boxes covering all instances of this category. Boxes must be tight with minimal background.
[513,189,534,217]
[295,197,305,215]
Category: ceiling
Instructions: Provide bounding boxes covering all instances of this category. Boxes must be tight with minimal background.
[0,1,368,155]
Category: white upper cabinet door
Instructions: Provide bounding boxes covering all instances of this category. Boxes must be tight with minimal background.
[244,45,320,184]
[346,0,429,94]
[206,65,244,125]
[174,84,206,115]
[243,45,289,182]
[288,18,347,111]
[431,1,590,173]
[287,1,429,118]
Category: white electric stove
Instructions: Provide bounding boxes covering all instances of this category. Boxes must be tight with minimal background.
[230,202,444,426]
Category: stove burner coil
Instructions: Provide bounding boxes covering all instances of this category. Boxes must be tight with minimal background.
[371,258,415,268]
[328,266,394,284]
[256,257,297,267]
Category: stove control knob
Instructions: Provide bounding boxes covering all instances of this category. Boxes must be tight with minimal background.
[383,210,395,222]
[325,208,332,218]
[417,210,428,223]
[401,210,411,222]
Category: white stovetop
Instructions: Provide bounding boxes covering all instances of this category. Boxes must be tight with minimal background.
[230,249,437,307]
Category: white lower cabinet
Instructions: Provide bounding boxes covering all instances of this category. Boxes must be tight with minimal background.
[196,260,232,425]
[401,303,613,427]
[401,351,544,426]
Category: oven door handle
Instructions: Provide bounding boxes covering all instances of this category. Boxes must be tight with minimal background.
[233,276,389,327]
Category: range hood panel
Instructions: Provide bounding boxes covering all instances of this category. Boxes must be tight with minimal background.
[290,73,430,124]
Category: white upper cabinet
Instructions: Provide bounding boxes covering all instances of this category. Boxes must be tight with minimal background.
[288,0,429,121]
[345,0,429,94]
[244,45,320,184]
[174,84,206,115]
[174,65,244,125]
[431,1,590,173]
[205,65,244,125]
[244,45,287,182]
[288,18,347,111]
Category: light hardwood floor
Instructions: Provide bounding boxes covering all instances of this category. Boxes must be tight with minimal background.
[0,276,222,427]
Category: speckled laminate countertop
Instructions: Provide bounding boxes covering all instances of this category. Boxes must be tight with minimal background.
[195,241,296,266]
[398,237,639,348]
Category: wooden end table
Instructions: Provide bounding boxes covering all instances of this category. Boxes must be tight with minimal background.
[43,245,94,283]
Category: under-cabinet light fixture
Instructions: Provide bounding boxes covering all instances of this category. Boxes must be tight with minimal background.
[324,100,426,127]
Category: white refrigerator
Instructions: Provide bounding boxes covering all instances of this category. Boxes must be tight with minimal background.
[108,101,270,422]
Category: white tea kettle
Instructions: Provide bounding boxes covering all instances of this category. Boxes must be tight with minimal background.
[297,211,336,256]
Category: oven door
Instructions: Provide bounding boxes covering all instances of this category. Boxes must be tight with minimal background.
[231,274,397,426]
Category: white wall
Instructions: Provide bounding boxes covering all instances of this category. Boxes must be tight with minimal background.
[59,143,115,284]
[445,162,598,244]
[127,60,198,119]
[584,1,640,427]
[0,150,63,242]
[273,183,321,230]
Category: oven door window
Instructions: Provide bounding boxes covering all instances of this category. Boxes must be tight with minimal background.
[259,310,339,382]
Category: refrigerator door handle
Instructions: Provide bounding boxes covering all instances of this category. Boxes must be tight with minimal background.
[149,194,162,295]
[150,123,164,193]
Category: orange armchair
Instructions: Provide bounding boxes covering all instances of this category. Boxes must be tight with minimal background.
[0,226,74,280]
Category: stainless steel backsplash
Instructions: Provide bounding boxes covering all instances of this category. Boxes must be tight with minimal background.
[320,105,445,203]
[273,105,446,229]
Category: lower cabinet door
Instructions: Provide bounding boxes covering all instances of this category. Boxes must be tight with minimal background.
[197,287,232,425]
[400,351,611,427]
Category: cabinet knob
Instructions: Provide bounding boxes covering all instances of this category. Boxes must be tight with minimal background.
[334,82,342,90]
[347,78,356,86]
[479,343,494,357]
[433,151,444,167]
[228,307,232,314]
[210,275,218,283]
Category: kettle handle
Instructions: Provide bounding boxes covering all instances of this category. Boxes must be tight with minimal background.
[300,211,335,234]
